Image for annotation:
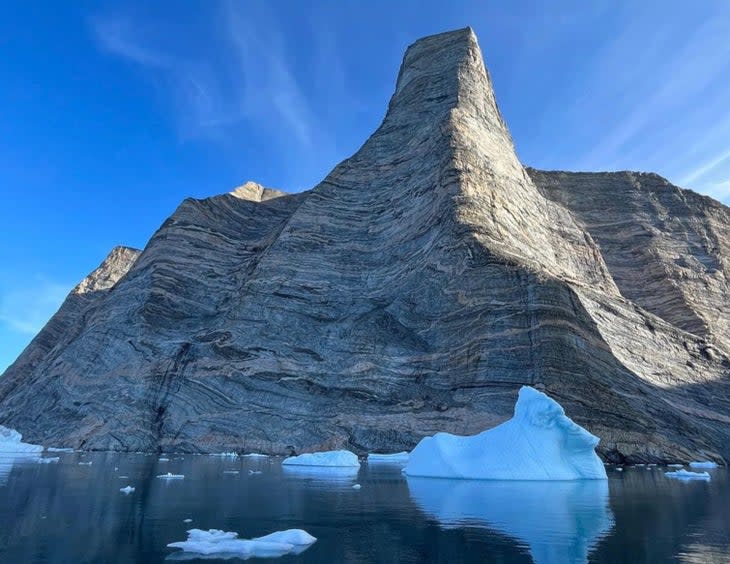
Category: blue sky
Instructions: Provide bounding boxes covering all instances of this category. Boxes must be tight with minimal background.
[1,1,729,372]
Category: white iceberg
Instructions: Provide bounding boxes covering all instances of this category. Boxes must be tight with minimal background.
[367,452,409,464]
[157,472,184,479]
[167,528,316,559]
[120,486,135,493]
[352,483,362,490]
[47,447,74,453]
[665,469,711,480]
[37,457,60,464]
[248,470,262,475]
[407,477,613,564]
[0,425,43,453]
[78,461,93,466]
[222,470,239,475]
[159,457,170,462]
[689,461,718,469]
[242,453,269,458]
[282,450,360,468]
[404,386,606,480]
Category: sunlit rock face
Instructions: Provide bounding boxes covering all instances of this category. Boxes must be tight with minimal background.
[0,28,729,463]
[404,387,606,480]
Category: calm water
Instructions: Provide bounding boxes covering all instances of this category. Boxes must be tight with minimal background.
[0,452,728,563]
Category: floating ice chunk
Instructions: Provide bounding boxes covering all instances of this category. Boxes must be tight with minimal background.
[615,468,623,472]
[37,457,60,464]
[183,519,193,523]
[47,447,74,453]
[78,461,93,466]
[407,477,613,564]
[282,450,360,468]
[367,452,409,464]
[667,464,684,468]
[167,528,316,559]
[157,472,184,479]
[242,453,268,458]
[159,458,170,462]
[211,452,239,458]
[120,486,135,494]
[689,461,718,469]
[282,465,359,482]
[404,386,607,480]
[352,484,361,490]
[665,470,711,480]
[222,470,239,475]
[248,470,262,475]
[0,425,43,453]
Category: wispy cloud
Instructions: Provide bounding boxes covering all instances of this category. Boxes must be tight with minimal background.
[90,4,323,150]
[680,147,730,186]
[0,279,71,335]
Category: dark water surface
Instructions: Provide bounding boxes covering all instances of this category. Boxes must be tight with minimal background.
[1,452,728,563]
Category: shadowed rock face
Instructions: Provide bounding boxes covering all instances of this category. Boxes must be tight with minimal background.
[1,28,728,462]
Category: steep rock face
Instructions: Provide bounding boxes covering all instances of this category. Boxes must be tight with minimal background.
[1,28,728,462]
[528,169,730,349]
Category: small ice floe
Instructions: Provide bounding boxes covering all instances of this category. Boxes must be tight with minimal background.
[118,475,129,479]
[615,467,623,472]
[157,472,184,479]
[282,450,360,468]
[689,461,718,469]
[403,387,606,480]
[667,464,684,468]
[243,453,268,458]
[223,470,240,475]
[0,425,43,454]
[211,452,239,458]
[159,458,170,462]
[248,470,262,476]
[665,469,711,480]
[37,457,60,464]
[120,486,135,494]
[167,528,316,559]
[78,461,93,466]
[367,452,409,464]
[183,519,193,523]
[352,484,362,490]
[47,447,74,453]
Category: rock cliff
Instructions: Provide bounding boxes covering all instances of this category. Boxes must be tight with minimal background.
[1,28,728,463]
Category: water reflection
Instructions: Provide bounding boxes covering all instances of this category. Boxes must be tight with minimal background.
[407,477,614,564]
[0,452,41,486]
[282,465,359,484]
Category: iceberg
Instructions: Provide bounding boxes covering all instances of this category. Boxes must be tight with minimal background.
[37,457,60,464]
[0,425,43,453]
[367,452,409,464]
[407,477,613,564]
[167,528,316,559]
[689,461,718,469]
[404,386,606,480]
[242,453,269,458]
[282,450,360,468]
[120,486,135,493]
[157,472,184,479]
[665,469,711,480]
[47,447,74,453]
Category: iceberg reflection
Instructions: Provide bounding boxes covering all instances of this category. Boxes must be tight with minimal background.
[0,452,41,486]
[407,477,614,564]
[282,465,359,483]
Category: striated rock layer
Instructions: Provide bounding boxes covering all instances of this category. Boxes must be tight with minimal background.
[1,28,729,463]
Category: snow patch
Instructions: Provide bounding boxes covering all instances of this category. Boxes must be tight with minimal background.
[404,386,606,480]
[282,450,360,468]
